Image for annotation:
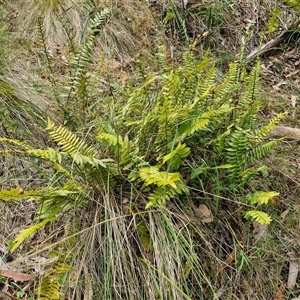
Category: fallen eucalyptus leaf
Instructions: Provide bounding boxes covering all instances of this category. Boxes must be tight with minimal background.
[195,204,214,223]
[287,252,299,289]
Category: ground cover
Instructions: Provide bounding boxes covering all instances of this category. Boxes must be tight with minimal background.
[0,1,300,299]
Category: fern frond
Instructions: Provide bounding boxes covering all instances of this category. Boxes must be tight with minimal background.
[97,131,137,168]
[161,142,190,170]
[35,274,61,300]
[214,62,239,102]
[146,186,176,208]
[28,147,62,164]
[240,165,268,184]
[146,179,189,209]
[10,217,56,253]
[179,111,212,139]
[0,188,45,201]
[0,137,33,150]
[35,260,70,300]
[246,191,279,205]
[237,100,260,128]
[71,153,109,168]
[68,8,110,102]
[246,140,277,165]
[37,187,81,219]
[252,113,285,138]
[27,147,71,177]
[156,46,171,73]
[244,210,272,225]
[226,128,249,181]
[97,132,120,146]
[169,0,189,44]
[239,62,261,107]
[46,118,95,156]
[193,65,217,107]
[89,9,110,36]
[140,166,181,189]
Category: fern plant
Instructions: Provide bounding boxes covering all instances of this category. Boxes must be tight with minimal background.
[97,49,282,221]
[0,116,117,298]
[0,117,115,251]
[1,48,281,234]
[35,260,70,300]
[36,8,110,126]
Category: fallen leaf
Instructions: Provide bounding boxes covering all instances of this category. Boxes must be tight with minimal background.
[253,222,268,243]
[195,204,214,223]
[182,0,188,9]
[287,48,297,55]
[287,252,299,289]
[0,257,9,271]
[274,283,286,300]
[0,269,34,281]
[222,250,235,268]
[291,95,297,108]
[280,208,290,219]
[0,291,12,300]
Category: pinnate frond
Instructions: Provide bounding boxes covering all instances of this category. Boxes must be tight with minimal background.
[140,166,181,189]
[246,141,277,165]
[244,210,272,225]
[179,111,212,139]
[146,179,189,209]
[246,191,279,205]
[0,188,45,201]
[35,262,69,300]
[226,128,249,181]
[46,118,95,156]
[161,142,190,170]
[252,112,286,138]
[10,217,56,253]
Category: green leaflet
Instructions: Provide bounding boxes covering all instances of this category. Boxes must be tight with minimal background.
[9,217,57,253]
